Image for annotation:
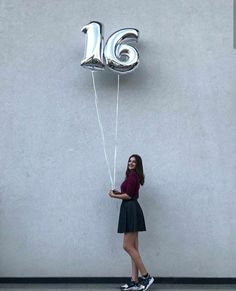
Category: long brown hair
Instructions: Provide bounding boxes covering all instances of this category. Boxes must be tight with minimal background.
[126,154,145,185]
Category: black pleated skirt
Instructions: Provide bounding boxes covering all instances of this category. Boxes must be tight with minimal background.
[117,199,146,233]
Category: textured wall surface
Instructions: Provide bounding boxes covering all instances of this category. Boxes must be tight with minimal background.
[0,0,236,277]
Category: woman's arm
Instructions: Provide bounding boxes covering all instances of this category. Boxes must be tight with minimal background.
[112,193,131,200]
[108,190,131,200]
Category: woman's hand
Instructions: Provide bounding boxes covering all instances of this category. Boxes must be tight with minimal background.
[108,190,114,198]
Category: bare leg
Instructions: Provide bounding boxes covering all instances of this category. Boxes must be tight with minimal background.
[131,233,139,282]
[123,232,148,277]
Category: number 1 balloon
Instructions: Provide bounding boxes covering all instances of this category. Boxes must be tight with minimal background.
[81,21,105,71]
[81,21,139,74]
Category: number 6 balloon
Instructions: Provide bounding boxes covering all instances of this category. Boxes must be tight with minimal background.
[104,28,139,74]
[81,21,140,74]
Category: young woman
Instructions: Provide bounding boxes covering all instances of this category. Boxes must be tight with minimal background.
[108,154,154,291]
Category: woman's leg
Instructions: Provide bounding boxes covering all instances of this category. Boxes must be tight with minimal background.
[123,232,148,277]
[131,232,139,282]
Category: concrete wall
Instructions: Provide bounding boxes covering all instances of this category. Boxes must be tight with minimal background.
[0,0,235,277]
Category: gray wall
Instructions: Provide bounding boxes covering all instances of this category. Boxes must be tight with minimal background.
[0,0,236,277]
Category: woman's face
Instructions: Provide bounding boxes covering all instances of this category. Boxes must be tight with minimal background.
[128,156,137,170]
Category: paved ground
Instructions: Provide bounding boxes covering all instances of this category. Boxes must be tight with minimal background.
[0,284,236,290]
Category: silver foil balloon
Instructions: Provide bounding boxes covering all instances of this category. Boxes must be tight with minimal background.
[104,28,139,74]
[81,21,105,71]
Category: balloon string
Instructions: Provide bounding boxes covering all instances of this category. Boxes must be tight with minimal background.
[91,71,113,188]
[113,74,120,189]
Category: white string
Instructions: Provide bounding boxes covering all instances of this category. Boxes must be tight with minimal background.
[113,74,120,190]
[91,71,113,188]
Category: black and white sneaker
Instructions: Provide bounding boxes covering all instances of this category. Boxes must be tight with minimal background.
[139,274,154,291]
[120,279,143,290]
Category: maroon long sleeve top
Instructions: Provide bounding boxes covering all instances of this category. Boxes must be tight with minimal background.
[120,170,140,199]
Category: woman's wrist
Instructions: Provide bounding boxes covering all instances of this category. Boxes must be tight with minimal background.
[112,190,120,198]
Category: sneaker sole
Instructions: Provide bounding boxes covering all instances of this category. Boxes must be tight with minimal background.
[121,288,142,291]
[121,285,143,291]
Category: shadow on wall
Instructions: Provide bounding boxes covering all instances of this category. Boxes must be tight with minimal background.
[77,38,162,100]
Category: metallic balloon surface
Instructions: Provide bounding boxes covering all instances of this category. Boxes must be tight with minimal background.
[81,21,105,71]
[104,28,139,74]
